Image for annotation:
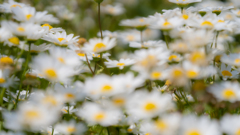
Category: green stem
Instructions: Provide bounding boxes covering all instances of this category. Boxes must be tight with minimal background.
[51,127,54,135]
[163,32,169,49]
[214,31,220,49]
[85,54,95,76]
[25,85,30,100]
[140,30,143,45]
[98,3,103,39]
[0,88,6,106]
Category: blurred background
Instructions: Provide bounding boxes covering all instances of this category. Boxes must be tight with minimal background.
[1,0,235,39]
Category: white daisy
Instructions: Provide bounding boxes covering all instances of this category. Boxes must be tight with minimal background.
[104,58,135,69]
[208,81,240,103]
[42,31,79,46]
[82,37,116,53]
[78,102,122,126]
[220,63,239,81]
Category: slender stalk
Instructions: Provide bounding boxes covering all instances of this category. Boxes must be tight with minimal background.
[214,31,220,49]
[0,87,6,106]
[15,44,32,109]
[51,127,54,135]
[25,85,30,100]
[85,54,95,76]
[163,32,169,49]
[140,31,143,45]
[213,31,219,81]
[98,3,103,39]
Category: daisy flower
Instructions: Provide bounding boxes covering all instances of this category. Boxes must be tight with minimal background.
[120,17,153,30]
[221,53,240,67]
[220,114,240,135]
[132,48,169,72]
[83,74,125,99]
[140,113,181,135]
[1,0,27,13]
[82,37,116,53]
[97,30,118,38]
[104,58,135,69]
[4,103,59,131]
[42,31,79,46]
[180,115,220,135]
[101,3,125,16]
[12,6,36,22]
[126,90,174,121]
[19,43,51,53]
[220,63,239,81]
[78,102,122,126]
[150,17,184,31]
[29,90,65,109]
[208,81,240,103]
[0,69,18,88]
[129,40,167,49]
[49,46,81,68]
[118,30,141,44]
[55,121,86,135]
[31,54,76,83]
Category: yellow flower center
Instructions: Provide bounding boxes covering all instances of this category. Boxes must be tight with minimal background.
[139,19,145,22]
[182,14,189,20]
[190,52,205,63]
[223,89,236,99]
[26,14,33,20]
[58,57,65,63]
[67,127,76,133]
[8,37,20,45]
[17,27,25,32]
[144,102,157,112]
[43,96,57,106]
[94,112,105,121]
[117,63,125,66]
[145,133,151,135]
[41,23,53,30]
[215,55,222,62]
[218,20,225,23]
[173,69,183,78]
[221,70,232,77]
[187,130,201,135]
[101,85,113,93]
[0,57,13,64]
[65,93,75,99]
[93,43,106,52]
[235,59,240,64]
[77,53,85,57]
[11,4,22,8]
[169,55,178,61]
[0,78,6,84]
[25,110,40,120]
[151,71,162,79]
[155,120,167,130]
[187,70,198,78]
[113,98,125,106]
[163,21,171,27]
[127,35,135,41]
[165,80,171,86]
[62,109,68,113]
[178,43,187,49]
[201,21,214,27]
[235,129,240,135]
[109,7,115,13]
[58,38,65,42]
[45,69,57,79]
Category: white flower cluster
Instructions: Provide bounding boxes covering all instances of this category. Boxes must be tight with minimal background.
[1,0,240,135]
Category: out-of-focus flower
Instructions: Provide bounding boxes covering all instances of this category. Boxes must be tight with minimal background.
[104,58,135,69]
